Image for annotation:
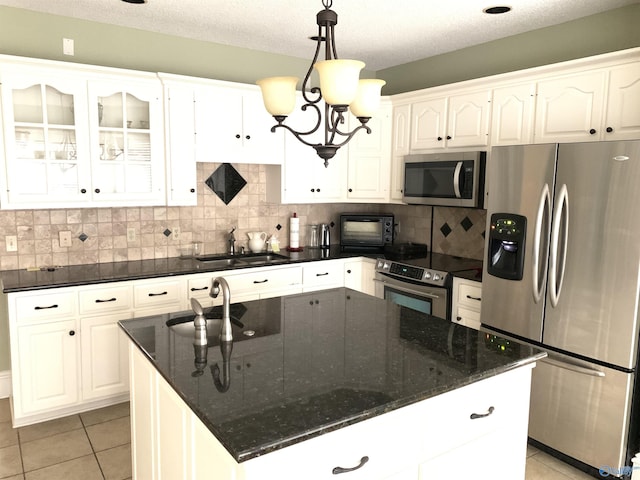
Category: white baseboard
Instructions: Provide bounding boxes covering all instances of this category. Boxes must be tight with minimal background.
[0,370,11,398]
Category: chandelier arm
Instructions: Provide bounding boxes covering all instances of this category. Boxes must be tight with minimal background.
[329,24,339,60]
[301,25,324,106]
[270,123,322,148]
[326,106,345,145]
[330,123,372,149]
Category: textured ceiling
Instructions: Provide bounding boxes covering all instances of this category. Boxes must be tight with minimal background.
[0,0,636,70]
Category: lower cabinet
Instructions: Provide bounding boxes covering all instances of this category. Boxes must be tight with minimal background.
[344,258,376,296]
[129,340,534,480]
[451,276,482,330]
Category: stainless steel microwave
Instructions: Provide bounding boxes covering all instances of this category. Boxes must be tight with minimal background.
[340,213,394,252]
[402,151,486,207]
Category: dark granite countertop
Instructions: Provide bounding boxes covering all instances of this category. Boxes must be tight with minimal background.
[0,246,372,293]
[119,287,544,463]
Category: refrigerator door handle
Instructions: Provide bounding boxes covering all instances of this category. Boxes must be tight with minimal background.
[532,184,551,304]
[540,356,605,377]
[453,161,463,198]
[549,184,569,307]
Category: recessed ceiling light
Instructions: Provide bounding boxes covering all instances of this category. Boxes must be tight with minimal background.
[121,0,146,4]
[483,6,512,14]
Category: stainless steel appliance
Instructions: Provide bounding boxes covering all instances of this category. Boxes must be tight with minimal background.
[402,151,486,207]
[339,213,394,252]
[319,223,330,248]
[375,252,482,321]
[481,141,640,476]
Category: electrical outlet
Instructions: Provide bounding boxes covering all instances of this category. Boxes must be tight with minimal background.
[127,228,136,242]
[5,235,17,252]
[173,227,181,240]
[59,231,72,248]
[63,38,74,56]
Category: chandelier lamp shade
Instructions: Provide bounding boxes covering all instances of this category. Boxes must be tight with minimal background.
[256,0,386,167]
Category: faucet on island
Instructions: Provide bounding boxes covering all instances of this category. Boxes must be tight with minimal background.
[210,276,233,342]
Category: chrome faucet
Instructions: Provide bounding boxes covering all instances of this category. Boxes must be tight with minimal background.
[210,277,233,342]
[228,227,236,255]
[190,297,208,347]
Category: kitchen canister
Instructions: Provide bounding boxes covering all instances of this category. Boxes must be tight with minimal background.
[309,225,320,248]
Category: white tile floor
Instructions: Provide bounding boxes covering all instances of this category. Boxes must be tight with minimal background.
[0,398,131,480]
[0,396,599,480]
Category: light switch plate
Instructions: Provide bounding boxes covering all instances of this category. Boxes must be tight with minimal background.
[5,235,17,252]
[59,231,72,248]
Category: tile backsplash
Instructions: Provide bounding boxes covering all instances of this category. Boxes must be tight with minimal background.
[0,163,485,271]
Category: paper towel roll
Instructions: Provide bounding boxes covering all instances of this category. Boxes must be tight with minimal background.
[289,213,300,249]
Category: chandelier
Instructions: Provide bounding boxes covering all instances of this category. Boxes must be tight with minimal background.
[256,0,386,167]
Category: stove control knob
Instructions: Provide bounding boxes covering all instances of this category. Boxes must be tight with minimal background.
[424,272,432,280]
[433,273,441,281]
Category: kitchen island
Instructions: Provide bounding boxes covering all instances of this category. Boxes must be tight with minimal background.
[119,288,544,479]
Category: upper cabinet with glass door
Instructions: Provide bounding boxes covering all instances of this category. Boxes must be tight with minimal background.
[87,79,165,206]
[0,56,166,209]
[0,73,91,208]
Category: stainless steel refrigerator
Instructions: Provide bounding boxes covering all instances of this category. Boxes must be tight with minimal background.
[481,141,640,475]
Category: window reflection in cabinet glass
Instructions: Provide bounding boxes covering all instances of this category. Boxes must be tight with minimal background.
[45,86,75,126]
[98,93,150,129]
[12,85,43,123]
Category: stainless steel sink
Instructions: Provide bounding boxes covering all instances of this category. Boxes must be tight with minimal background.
[193,257,247,268]
[239,253,289,265]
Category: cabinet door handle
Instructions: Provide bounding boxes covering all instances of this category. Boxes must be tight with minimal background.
[80,188,87,194]
[455,316,462,321]
[446,135,452,140]
[346,269,352,274]
[190,286,209,292]
[466,295,481,301]
[69,330,76,336]
[316,272,329,277]
[245,135,250,140]
[332,456,369,475]
[470,406,495,419]
[253,279,268,284]
[589,128,597,135]
[148,291,168,297]
[34,304,58,310]
[190,188,195,193]
[94,188,100,194]
[606,127,613,133]
[95,297,117,303]
[437,136,443,141]
[235,134,241,139]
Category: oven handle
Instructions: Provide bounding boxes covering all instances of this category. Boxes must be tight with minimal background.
[373,278,442,299]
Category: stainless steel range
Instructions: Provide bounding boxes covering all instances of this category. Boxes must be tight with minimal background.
[374,251,482,321]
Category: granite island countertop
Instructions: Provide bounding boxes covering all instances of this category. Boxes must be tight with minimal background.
[118,287,543,463]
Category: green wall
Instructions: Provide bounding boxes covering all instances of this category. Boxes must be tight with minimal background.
[380,4,640,94]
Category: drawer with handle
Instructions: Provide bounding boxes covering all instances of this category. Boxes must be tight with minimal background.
[457,281,482,309]
[79,285,132,315]
[14,290,77,323]
[134,279,182,309]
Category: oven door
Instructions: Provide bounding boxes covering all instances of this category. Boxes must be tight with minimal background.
[374,272,449,320]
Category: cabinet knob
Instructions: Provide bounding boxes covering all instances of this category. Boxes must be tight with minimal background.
[190,188,195,193]
[80,188,87,194]
[311,188,315,192]
[309,301,314,305]
[456,316,462,321]
[94,188,100,194]
[446,135,452,140]
[347,269,352,274]
[589,128,597,135]
[348,188,353,192]
[606,127,613,133]
[235,134,241,139]
[315,299,319,304]
[316,188,320,192]
[437,136,443,141]
[245,135,250,140]
[69,330,76,336]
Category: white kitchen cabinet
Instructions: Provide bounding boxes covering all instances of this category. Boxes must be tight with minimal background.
[410,89,491,150]
[161,80,197,206]
[0,56,166,209]
[534,70,608,143]
[604,62,640,140]
[451,277,482,330]
[390,103,411,202]
[87,78,165,206]
[80,312,130,401]
[302,259,345,292]
[490,82,536,145]
[345,101,392,202]
[344,257,376,296]
[194,82,284,164]
[15,319,79,415]
[0,71,91,207]
[216,265,303,303]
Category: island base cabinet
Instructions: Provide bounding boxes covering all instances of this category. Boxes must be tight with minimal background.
[128,337,535,480]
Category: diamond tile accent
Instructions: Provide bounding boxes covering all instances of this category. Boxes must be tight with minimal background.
[205,163,247,205]
[461,216,473,231]
[78,233,88,242]
[163,228,172,237]
[440,223,452,238]
[276,224,282,230]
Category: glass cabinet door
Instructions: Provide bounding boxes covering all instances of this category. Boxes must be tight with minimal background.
[88,81,164,205]
[1,77,91,206]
